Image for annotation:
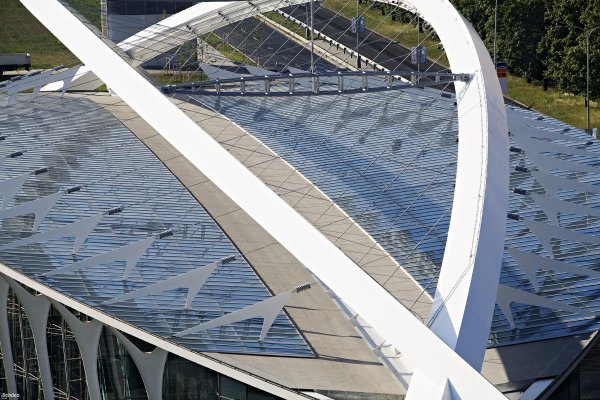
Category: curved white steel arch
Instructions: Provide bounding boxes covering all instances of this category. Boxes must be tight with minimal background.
[115,0,509,372]
[20,0,508,398]
[43,0,310,91]
[398,0,509,372]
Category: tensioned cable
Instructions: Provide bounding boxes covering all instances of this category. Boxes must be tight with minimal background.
[0,97,285,310]
[307,2,422,70]
[197,7,450,162]
[270,80,457,227]
[284,2,440,74]
[185,7,442,170]
[171,7,458,244]
[4,4,458,241]
[195,77,458,296]
[4,0,460,322]
[183,76,454,316]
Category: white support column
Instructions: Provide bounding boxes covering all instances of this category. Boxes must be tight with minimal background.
[50,301,103,400]
[0,265,309,399]
[5,277,54,400]
[109,329,168,400]
[396,0,509,374]
[0,276,17,394]
[406,369,458,400]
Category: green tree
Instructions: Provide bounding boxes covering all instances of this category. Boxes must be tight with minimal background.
[452,0,493,43]
[540,0,600,100]
[492,0,545,80]
[452,0,546,80]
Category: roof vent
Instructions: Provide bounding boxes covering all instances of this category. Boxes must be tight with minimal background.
[514,166,529,173]
[158,229,173,239]
[66,185,81,193]
[107,206,123,215]
[294,283,312,293]
[220,255,236,264]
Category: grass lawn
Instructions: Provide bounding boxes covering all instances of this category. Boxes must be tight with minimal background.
[152,72,208,86]
[200,32,257,66]
[507,75,599,130]
[0,0,101,69]
[265,11,309,38]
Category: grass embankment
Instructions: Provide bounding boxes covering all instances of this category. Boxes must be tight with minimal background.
[316,0,597,129]
[507,75,599,129]
[152,72,208,86]
[0,0,101,69]
[265,11,314,39]
[201,32,257,66]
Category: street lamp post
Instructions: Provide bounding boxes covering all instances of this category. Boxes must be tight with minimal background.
[310,0,315,73]
[586,26,600,133]
[493,0,498,67]
[565,24,600,133]
[356,0,361,69]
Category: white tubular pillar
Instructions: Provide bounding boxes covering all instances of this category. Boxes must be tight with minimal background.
[110,329,168,400]
[0,276,17,394]
[410,0,508,373]
[19,1,507,398]
[51,301,103,400]
[5,277,54,400]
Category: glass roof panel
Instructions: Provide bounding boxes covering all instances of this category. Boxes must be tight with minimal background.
[0,95,313,357]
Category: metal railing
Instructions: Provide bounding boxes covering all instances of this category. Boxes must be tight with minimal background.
[160,69,469,97]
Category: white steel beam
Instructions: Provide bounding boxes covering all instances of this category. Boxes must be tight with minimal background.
[5,276,54,400]
[0,277,17,394]
[18,1,507,398]
[119,0,306,65]
[110,329,168,400]
[43,0,309,92]
[0,266,311,400]
[51,301,104,400]
[175,290,293,342]
[404,0,508,374]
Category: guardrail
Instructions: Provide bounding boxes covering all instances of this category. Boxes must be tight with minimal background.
[275,9,385,71]
[160,69,469,97]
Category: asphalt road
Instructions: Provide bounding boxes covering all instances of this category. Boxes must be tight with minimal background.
[284,4,525,104]
[214,5,521,100]
[284,4,449,75]
[215,18,336,73]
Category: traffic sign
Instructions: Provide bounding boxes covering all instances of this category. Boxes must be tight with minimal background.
[496,62,507,78]
[411,46,427,64]
[351,16,365,34]
[496,61,508,93]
